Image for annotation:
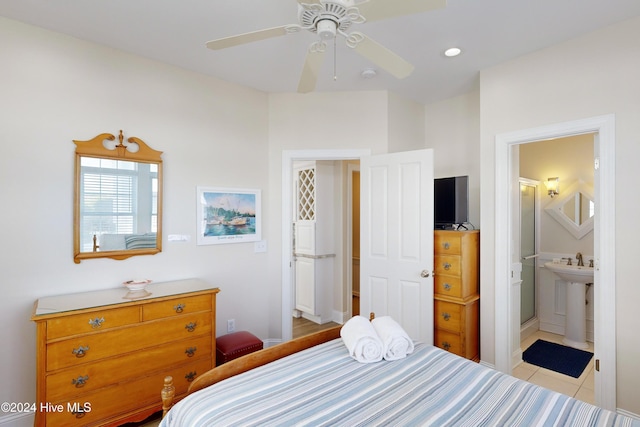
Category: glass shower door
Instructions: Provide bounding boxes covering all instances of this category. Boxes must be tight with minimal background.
[520,181,537,324]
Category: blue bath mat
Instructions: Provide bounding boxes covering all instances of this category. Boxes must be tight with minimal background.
[523,339,593,378]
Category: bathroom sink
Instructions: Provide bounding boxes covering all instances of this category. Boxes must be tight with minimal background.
[544,262,594,283]
[544,261,594,349]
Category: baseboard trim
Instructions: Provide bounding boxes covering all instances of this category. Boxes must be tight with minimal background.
[0,411,33,426]
[520,318,539,341]
[479,360,495,370]
[617,408,640,420]
[263,338,282,348]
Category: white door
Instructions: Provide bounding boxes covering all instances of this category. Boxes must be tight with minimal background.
[360,149,434,344]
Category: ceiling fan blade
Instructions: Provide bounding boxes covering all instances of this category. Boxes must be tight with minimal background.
[353,33,414,79]
[358,0,446,22]
[206,26,290,50]
[296,0,322,5]
[297,48,326,93]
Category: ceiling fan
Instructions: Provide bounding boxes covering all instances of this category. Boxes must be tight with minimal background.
[205,0,446,93]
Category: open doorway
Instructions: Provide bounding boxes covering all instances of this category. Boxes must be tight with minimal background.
[494,114,616,410]
[290,159,360,338]
[281,149,371,342]
[516,135,595,403]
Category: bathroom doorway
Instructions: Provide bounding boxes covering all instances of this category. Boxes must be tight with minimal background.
[516,137,596,403]
[494,114,617,409]
[518,135,595,349]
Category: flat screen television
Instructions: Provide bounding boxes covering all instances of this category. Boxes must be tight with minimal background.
[434,176,469,229]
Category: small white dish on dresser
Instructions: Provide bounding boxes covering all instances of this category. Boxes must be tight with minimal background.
[123,280,152,299]
[123,279,152,291]
[123,289,152,300]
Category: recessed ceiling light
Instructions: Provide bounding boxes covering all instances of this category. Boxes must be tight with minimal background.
[444,47,462,57]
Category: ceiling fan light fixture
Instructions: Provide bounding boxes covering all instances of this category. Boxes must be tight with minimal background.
[205,0,446,93]
[317,19,337,40]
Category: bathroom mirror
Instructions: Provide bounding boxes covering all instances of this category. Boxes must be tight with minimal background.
[545,180,594,239]
[73,131,163,263]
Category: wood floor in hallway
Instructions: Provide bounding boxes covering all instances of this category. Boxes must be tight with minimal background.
[293,316,341,339]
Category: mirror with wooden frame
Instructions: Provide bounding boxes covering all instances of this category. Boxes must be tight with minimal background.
[73,130,163,263]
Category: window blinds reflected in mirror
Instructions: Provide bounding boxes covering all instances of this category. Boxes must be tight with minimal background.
[73,131,163,263]
[79,157,158,252]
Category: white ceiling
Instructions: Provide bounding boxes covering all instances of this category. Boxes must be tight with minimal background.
[2,0,640,104]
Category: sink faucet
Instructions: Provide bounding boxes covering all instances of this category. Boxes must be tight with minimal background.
[576,252,584,266]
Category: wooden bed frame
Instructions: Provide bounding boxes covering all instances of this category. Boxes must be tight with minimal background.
[161,325,342,417]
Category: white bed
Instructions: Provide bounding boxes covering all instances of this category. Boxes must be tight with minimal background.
[160,338,638,427]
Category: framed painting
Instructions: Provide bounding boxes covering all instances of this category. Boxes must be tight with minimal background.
[196,186,262,245]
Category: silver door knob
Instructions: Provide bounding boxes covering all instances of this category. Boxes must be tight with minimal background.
[421,270,430,278]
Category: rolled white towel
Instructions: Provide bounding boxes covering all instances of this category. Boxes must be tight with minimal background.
[340,315,383,363]
[371,316,414,361]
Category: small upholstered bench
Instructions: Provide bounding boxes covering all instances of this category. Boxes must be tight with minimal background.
[216,331,263,365]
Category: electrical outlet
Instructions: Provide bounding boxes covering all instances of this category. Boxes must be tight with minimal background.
[227,319,236,333]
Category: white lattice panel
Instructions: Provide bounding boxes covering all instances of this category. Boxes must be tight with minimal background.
[297,168,315,221]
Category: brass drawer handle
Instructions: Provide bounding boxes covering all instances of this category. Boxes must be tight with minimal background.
[185,347,197,357]
[71,409,87,419]
[72,375,89,388]
[443,242,450,250]
[441,312,451,321]
[174,303,185,313]
[72,345,90,358]
[443,283,452,291]
[442,341,451,351]
[185,322,197,332]
[185,371,197,382]
[88,317,105,329]
[443,262,451,270]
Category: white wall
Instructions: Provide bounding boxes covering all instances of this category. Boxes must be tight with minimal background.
[388,92,426,153]
[425,88,481,228]
[266,92,392,337]
[0,17,271,421]
[480,16,640,415]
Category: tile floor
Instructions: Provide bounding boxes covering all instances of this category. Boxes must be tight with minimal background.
[514,330,595,404]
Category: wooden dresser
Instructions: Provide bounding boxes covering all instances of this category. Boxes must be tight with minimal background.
[433,230,480,361]
[31,279,219,426]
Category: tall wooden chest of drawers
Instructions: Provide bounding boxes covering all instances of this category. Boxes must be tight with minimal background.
[31,279,219,426]
[433,230,480,361]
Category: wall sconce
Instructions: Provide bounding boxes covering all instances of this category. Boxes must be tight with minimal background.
[545,177,560,198]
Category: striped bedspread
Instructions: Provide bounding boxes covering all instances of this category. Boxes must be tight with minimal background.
[161,340,638,427]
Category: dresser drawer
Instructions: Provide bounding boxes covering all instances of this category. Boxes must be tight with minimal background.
[45,357,212,427]
[46,335,212,402]
[434,276,463,298]
[143,294,212,321]
[434,233,462,255]
[47,311,212,371]
[434,330,463,356]
[434,300,462,332]
[46,306,140,340]
[434,255,462,277]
